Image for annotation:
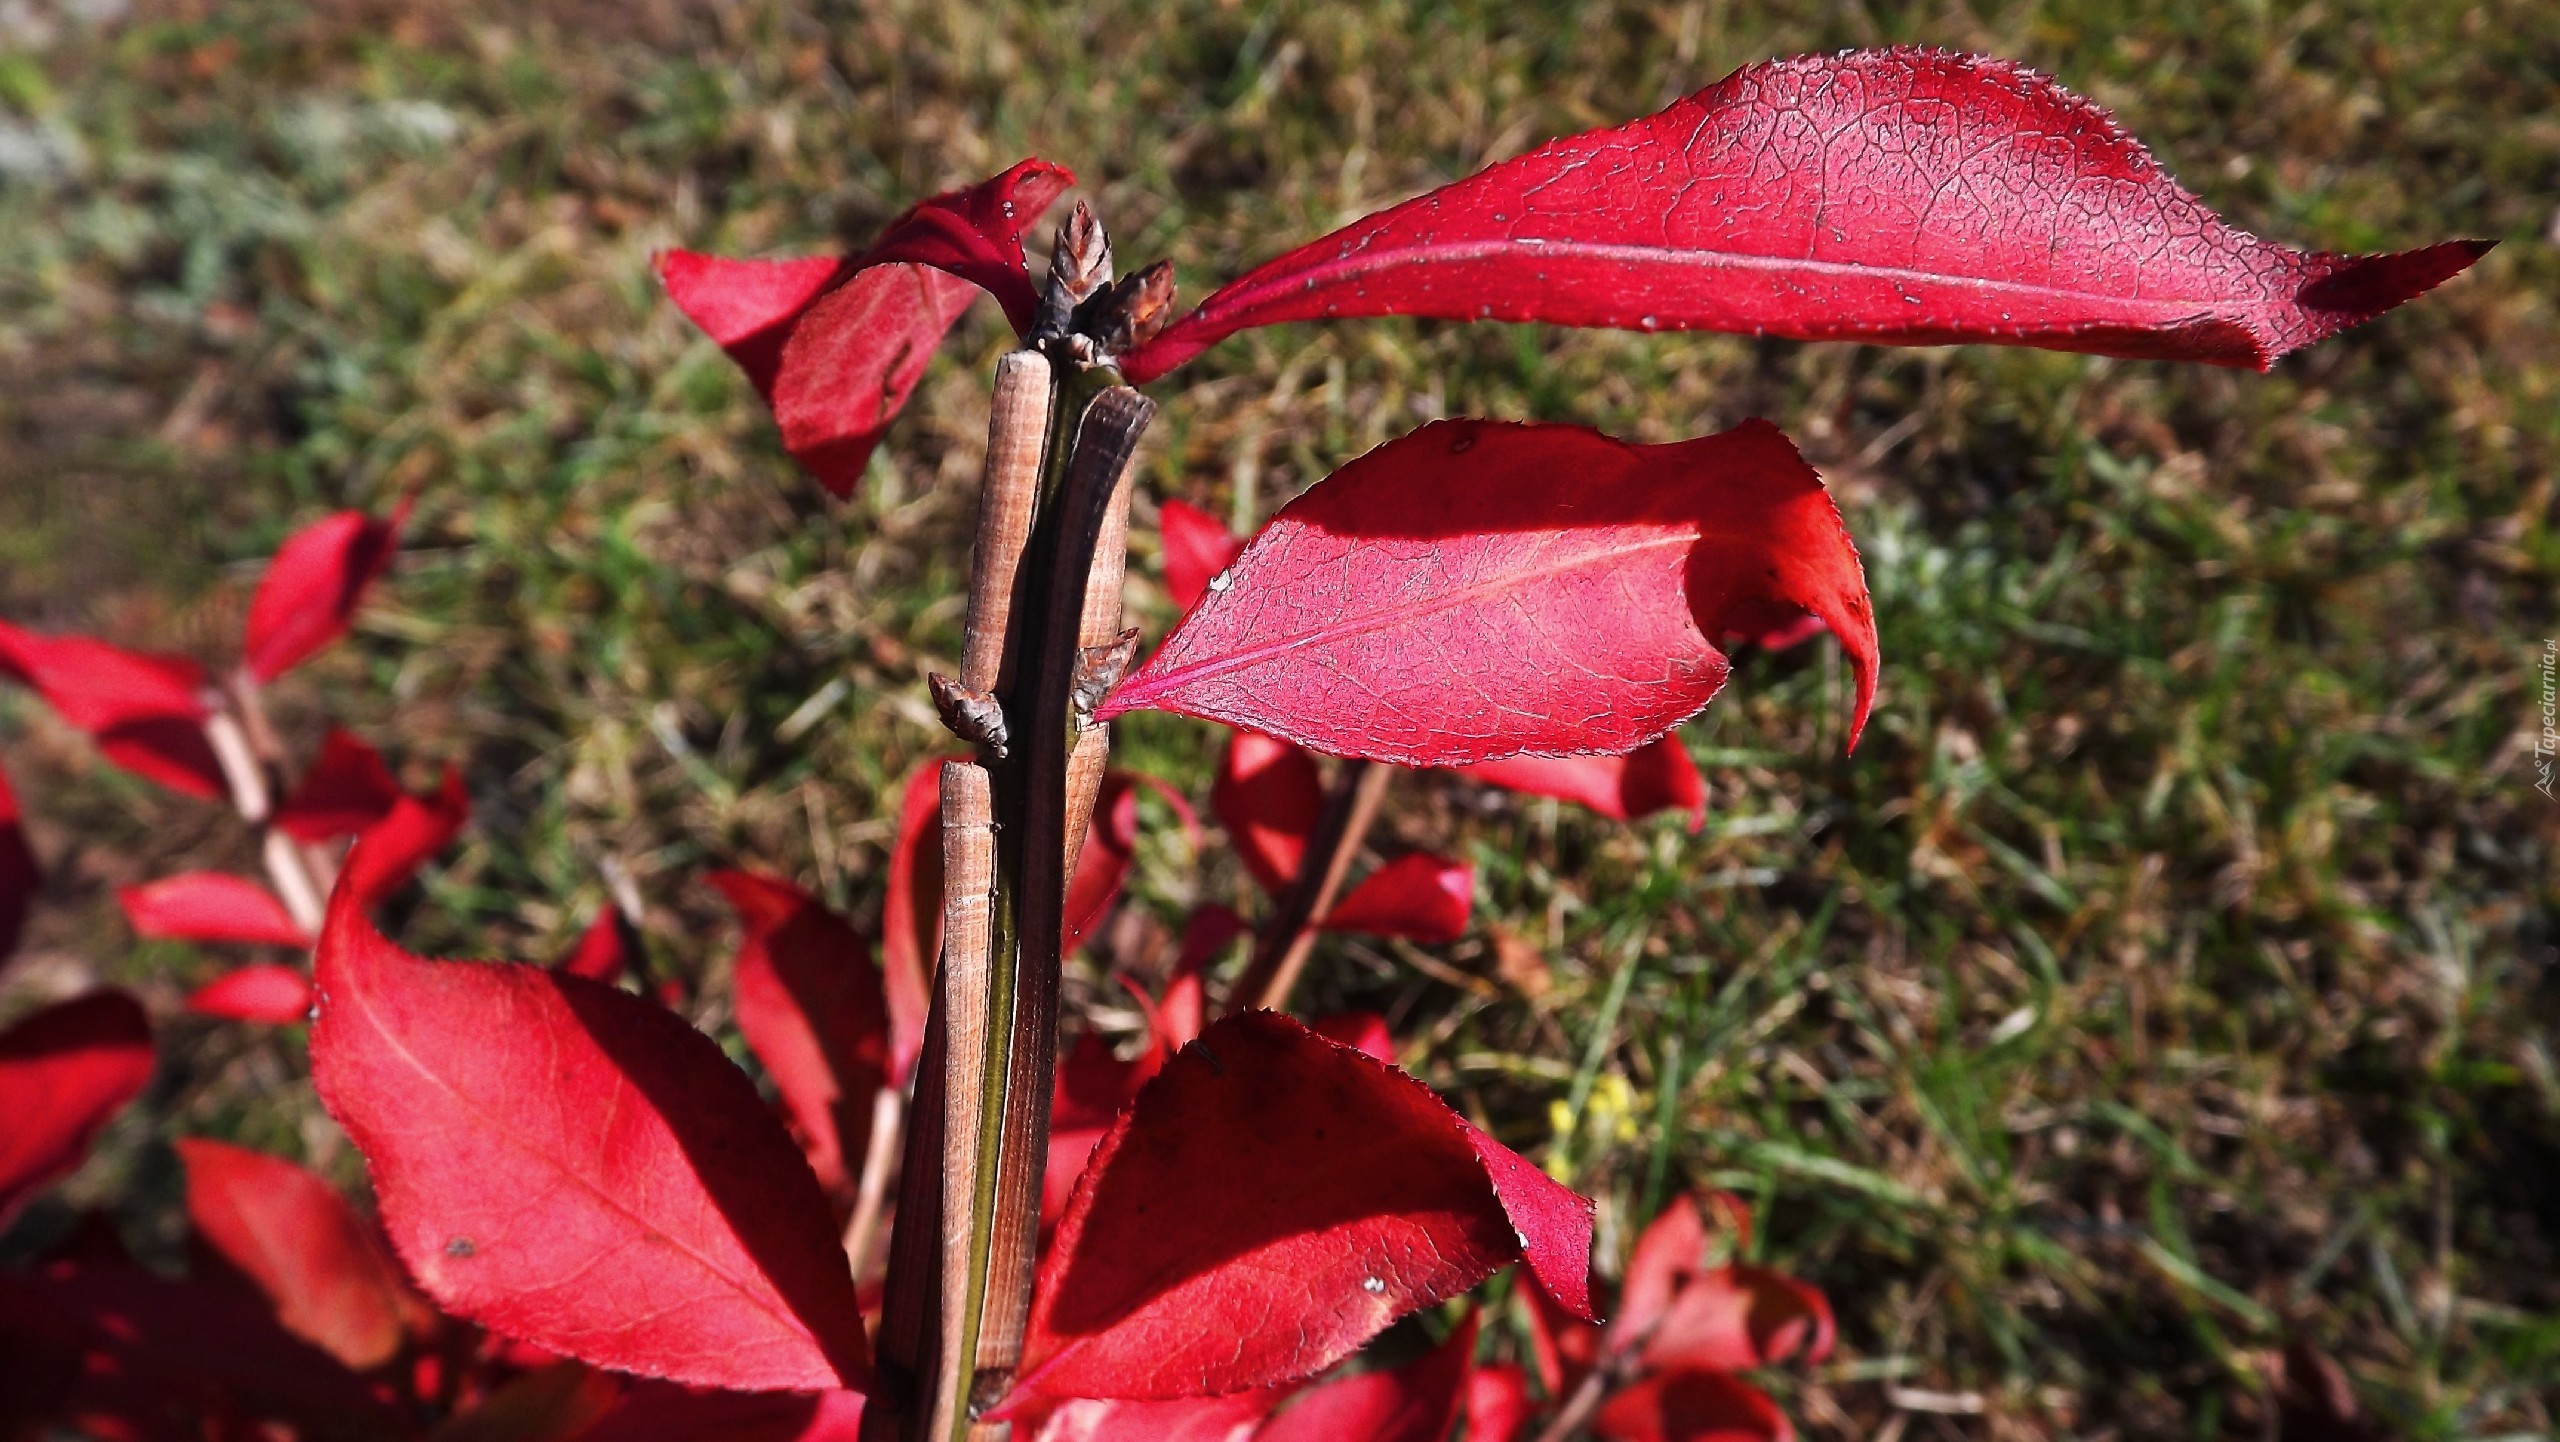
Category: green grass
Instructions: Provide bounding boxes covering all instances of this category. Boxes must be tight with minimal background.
[3,0,2555,1435]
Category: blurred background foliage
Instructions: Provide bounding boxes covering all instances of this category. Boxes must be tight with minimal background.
[1,0,2554,1435]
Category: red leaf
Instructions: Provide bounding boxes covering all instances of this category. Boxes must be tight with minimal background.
[1045,1031,1154,1227]
[0,990,153,1229]
[1210,730,1322,894]
[581,1381,868,1441]
[712,870,890,1198]
[0,620,226,798]
[1008,1010,1593,1405]
[120,872,311,948]
[176,1137,414,1370]
[276,728,405,842]
[1466,1363,1536,1442]
[188,964,316,1023]
[1640,1266,1835,1376]
[1176,904,1247,977]
[0,754,37,966]
[660,160,1074,498]
[0,1259,415,1441]
[1103,418,1875,764]
[1591,1368,1792,1442]
[878,757,950,1086]
[309,880,868,1391]
[771,264,981,497]
[1123,48,2489,382]
[1322,853,1473,943]
[857,157,1077,335]
[1614,1192,1725,1350]
[1522,1270,1603,1397]
[340,763,468,905]
[1159,498,1244,613]
[1258,1310,1478,1442]
[1306,1011,1394,1064]
[1608,1194,1830,1381]
[1458,733,1705,832]
[657,252,845,396]
[1028,1390,1287,1442]
[559,907,643,986]
[243,501,410,682]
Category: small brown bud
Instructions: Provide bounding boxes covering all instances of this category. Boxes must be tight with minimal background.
[1070,628,1142,726]
[1033,201,1113,341]
[929,673,1010,758]
[1076,260,1178,359]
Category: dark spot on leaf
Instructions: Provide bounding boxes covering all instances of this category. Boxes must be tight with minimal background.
[446,1237,475,1258]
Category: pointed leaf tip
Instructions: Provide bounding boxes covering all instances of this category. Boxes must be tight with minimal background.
[243,501,410,682]
[187,964,317,1024]
[119,873,312,948]
[309,876,867,1391]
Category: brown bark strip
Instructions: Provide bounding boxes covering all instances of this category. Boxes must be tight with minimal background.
[962,353,1056,697]
[929,762,997,1442]
[1222,760,1394,1014]
[1056,414,1140,879]
[970,387,1155,1414]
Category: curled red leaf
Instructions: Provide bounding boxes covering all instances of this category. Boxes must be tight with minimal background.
[659,159,1075,497]
[770,265,981,497]
[0,620,225,798]
[712,870,890,1198]
[338,763,468,906]
[1158,498,1245,613]
[859,157,1078,334]
[1009,1010,1592,1405]
[1322,853,1473,943]
[558,906,644,987]
[1210,730,1322,895]
[1124,48,2488,381]
[176,1137,416,1370]
[187,964,317,1024]
[243,501,410,682]
[1105,418,1875,764]
[120,872,311,948]
[0,754,37,966]
[309,878,868,1391]
[1641,1265,1835,1376]
[0,990,153,1230]
[275,728,405,842]
[1257,1310,1478,1442]
[1459,733,1706,832]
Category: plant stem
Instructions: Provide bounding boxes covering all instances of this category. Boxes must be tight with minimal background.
[1221,760,1393,1014]
[962,386,1153,1435]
